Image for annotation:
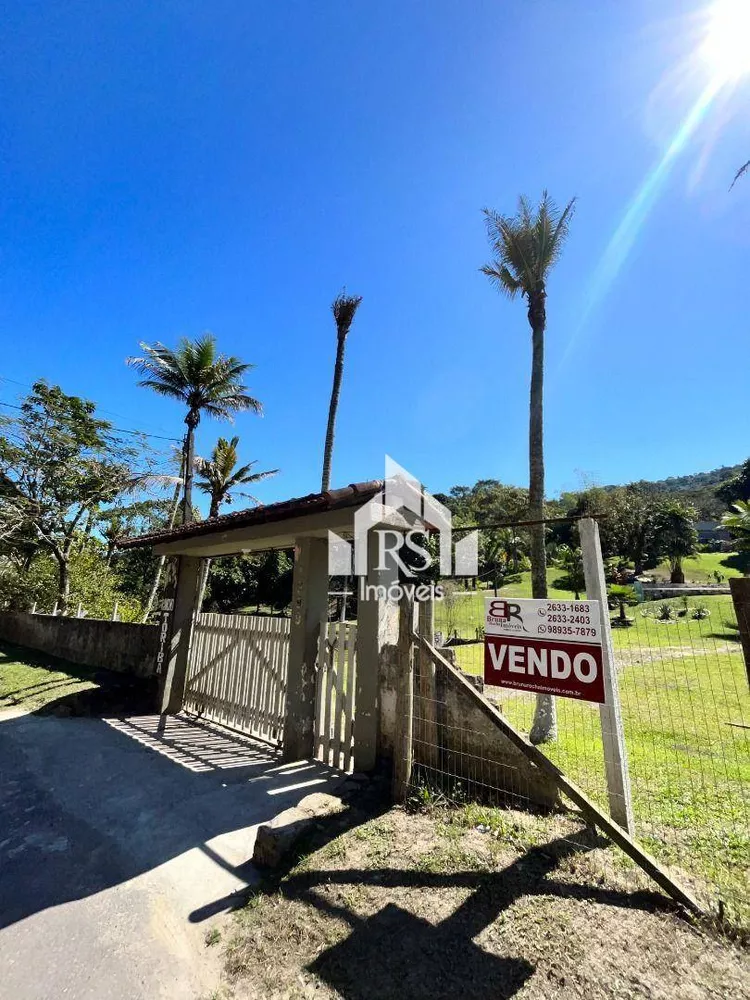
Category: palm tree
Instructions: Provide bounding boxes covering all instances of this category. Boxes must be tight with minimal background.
[653,500,698,584]
[194,436,278,608]
[196,436,278,517]
[127,335,262,522]
[481,191,576,744]
[722,500,750,557]
[321,292,362,493]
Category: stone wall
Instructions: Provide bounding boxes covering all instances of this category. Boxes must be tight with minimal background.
[0,612,159,678]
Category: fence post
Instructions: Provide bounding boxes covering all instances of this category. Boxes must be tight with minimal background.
[31,602,37,614]
[392,594,415,803]
[112,601,119,622]
[52,601,58,617]
[729,579,750,690]
[416,596,438,769]
[76,602,83,618]
[579,517,634,835]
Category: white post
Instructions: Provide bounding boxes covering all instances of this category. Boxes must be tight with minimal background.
[52,601,58,617]
[77,602,83,618]
[579,517,634,835]
[31,602,37,614]
[112,602,119,622]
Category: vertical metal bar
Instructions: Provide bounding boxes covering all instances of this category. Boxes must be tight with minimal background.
[580,517,635,834]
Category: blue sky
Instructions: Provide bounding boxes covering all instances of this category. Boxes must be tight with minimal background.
[1,0,749,513]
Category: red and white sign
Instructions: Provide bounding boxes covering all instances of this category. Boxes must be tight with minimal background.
[484,597,606,704]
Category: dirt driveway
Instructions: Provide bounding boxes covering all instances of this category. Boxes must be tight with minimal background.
[0,710,344,1000]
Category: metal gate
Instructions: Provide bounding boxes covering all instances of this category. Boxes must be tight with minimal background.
[185,612,289,744]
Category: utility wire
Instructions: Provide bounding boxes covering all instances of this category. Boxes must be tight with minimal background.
[0,400,182,443]
[0,375,182,441]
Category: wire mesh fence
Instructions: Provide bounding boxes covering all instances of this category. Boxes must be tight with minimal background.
[406,525,750,925]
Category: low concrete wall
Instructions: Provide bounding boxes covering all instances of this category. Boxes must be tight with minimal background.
[0,612,159,678]
[641,585,730,601]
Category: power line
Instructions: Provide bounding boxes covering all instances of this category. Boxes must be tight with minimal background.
[0,375,182,442]
[0,399,182,443]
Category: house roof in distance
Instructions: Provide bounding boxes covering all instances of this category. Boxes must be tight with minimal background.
[118,480,384,551]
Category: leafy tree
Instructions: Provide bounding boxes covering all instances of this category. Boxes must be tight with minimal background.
[127,335,262,522]
[196,436,277,518]
[652,500,698,584]
[0,382,149,611]
[553,545,586,600]
[321,293,362,493]
[481,191,576,744]
[716,458,750,508]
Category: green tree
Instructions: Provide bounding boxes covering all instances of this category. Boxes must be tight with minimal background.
[321,293,362,493]
[0,382,148,611]
[721,500,750,556]
[127,335,262,522]
[716,458,750,508]
[194,436,278,607]
[553,545,586,600]
[607,584,638,627]
[196,436,278,518]
[653,500,698,584]
[481,191,576,743]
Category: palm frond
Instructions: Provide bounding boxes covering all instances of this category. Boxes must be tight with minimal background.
[480,192,576,299]
[730,160,750,190]
[332,292,363,341]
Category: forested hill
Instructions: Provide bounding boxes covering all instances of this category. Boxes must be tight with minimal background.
[605,464,743,519]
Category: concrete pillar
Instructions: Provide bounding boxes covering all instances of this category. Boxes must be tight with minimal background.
[729,578,750,690]
[159,555,201,714]
[283,537,329,761]
[354,533,399,772]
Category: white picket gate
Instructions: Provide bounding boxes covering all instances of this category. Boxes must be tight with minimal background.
[315,620,357,772]
[185,613,289,744]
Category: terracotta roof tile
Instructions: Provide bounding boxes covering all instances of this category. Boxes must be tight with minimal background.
[117,479,384,550]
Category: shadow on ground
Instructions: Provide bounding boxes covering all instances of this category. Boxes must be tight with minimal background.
[0,652,358,933]
[219,814,672,1000]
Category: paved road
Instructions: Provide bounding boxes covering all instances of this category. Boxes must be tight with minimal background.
[0,711,343,1000]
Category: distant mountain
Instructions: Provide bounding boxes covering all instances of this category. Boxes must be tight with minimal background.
[606,464,743,519]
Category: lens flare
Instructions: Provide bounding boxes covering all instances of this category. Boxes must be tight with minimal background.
[701,0,750,81]
[560,0,749,366]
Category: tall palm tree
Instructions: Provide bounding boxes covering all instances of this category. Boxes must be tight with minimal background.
[196,436,278,518]
[321,292,362,493]
[127,335,262,522]
[481,191,576,744]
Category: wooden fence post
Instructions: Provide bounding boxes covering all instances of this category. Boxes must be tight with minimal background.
[392,594,415,803]
[729,579,750,690]
[417,597,438,769]
[580,517,635,835]
[112,601,119,622]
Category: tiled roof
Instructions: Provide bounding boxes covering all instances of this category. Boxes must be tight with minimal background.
[117,479,384,550]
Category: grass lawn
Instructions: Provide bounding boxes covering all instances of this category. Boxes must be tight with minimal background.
[435,590,750,925]
[0,643,99,712]
[647,551,742,584]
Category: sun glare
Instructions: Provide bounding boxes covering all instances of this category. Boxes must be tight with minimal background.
[700,0,750,80]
